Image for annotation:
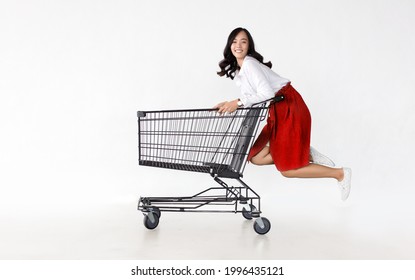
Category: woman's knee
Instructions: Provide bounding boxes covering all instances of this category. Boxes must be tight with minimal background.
[250,154,274,165]
[249,146,273,165]
[280,170,295,178]
[250,157,264,166]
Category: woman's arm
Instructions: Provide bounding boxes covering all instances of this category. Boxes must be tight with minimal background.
[239,59,275,107]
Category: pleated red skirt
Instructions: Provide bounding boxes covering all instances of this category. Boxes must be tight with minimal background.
[247,83,311,171]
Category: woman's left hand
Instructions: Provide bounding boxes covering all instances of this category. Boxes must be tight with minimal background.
[214,99,239,114]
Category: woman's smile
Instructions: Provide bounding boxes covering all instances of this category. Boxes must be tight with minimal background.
[231,31,249,64]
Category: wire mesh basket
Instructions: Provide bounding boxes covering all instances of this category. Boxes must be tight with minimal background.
[138,106,267,178]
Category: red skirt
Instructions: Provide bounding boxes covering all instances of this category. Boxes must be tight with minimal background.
[247,83,311,171]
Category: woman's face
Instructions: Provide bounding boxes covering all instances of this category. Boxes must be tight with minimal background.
[231,31,249,61]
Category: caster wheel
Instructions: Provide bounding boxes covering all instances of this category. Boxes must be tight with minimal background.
[143,212,159,230]
[242,204,257,220]
[149,206,161,218]
[253,217,271,235]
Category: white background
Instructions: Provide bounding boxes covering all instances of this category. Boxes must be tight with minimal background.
[1,0,415,260]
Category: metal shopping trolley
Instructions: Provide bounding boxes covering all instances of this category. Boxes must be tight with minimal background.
[137,96,284,235]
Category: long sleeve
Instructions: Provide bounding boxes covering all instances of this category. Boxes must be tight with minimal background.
[239,60,276,106]
[236,56,290,107]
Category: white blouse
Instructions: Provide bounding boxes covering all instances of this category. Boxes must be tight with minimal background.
[234,56,290,107]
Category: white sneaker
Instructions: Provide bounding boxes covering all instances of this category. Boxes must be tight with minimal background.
[338,167,352,201]
[310,146,335,167]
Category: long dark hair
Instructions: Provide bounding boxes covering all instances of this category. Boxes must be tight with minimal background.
[217,27,272,80]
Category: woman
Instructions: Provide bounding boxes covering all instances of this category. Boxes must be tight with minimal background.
[215,27,351,201]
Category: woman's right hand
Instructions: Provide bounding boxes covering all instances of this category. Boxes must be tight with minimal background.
[214,100,239,114]
[213,101,227,109]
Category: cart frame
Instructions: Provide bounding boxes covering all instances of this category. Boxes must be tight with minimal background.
[137,95,284,234]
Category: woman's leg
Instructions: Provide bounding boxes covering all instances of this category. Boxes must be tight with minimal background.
[280,164,344,181]
[250,146,344,181]
[281,164,351,201]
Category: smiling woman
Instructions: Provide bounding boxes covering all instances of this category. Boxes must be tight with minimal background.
[217,27,272,82]
[214,27,352,201]
[215,28,274,114]
[231,32,249,65]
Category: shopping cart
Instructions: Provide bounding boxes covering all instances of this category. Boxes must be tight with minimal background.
[137,95,284,235]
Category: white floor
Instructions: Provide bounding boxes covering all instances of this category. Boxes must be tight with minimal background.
[2,167,415,260]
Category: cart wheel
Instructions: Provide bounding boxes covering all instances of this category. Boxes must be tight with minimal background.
[149,207,161,218]
[143,212,159,230]
[242,207,252,220]
[253,217,271,235]
[242,204,257,220]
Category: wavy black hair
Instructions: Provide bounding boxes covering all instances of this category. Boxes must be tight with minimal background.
[217,27,272,80]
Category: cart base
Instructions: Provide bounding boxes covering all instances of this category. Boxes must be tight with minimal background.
[138,177,271,235]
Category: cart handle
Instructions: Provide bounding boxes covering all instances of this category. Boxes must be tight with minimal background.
[252,94,285,106]
[137,95,284,118]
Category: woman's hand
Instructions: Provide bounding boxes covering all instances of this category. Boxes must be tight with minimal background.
[213,99,240,114]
